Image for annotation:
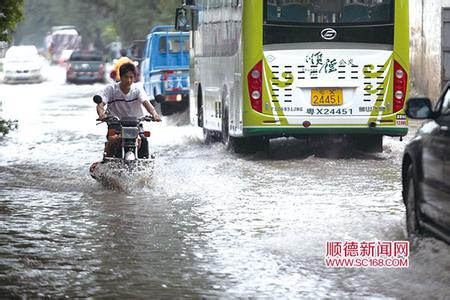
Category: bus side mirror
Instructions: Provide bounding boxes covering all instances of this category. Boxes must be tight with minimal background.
[191,8,199,31]
[175,7,191,31]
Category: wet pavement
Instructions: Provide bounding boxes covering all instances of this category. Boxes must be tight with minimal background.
[0,66,449,298]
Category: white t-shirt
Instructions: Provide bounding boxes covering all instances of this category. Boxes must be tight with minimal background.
[100,83,149,118]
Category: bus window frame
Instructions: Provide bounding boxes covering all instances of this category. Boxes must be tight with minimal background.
[263,0,395,27]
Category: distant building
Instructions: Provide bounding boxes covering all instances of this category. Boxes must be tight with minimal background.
[410,0,450,100]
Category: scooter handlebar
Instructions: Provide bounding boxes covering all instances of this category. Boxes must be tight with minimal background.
[140,115,155,122]
[96,115,119,124]
[96,115,154,124]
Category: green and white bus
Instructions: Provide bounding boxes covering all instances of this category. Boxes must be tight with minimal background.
[176,0,409,153]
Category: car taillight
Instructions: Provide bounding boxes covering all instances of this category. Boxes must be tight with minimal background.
[248,60,262,113]
[393,61,407,113]
[66,63,72,71]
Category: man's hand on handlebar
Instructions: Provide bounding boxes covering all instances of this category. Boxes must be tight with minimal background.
[152,113,162,122]
[96,113,108,122]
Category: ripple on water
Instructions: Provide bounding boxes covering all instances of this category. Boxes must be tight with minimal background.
[1,78,449,298]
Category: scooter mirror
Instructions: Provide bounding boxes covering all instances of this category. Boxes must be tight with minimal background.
[93,95,102,104]
[155,94,165,104]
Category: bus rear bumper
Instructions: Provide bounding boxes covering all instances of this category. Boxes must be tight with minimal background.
[242,126,408,138]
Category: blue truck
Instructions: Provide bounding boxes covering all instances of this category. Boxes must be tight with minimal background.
[141,25,190,116]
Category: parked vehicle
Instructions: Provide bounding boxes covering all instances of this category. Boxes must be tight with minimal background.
[46,26,81,64]
[402,83,450,244]
[141,25,189,116]
[3,45,44,84]
[66,50,105,84]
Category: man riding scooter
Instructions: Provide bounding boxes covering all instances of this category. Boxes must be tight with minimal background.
[96,63,161,157]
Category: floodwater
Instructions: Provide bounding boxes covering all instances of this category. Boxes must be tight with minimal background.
[0,66,449,298]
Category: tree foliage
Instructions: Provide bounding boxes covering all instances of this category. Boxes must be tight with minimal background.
[0,119,18,136]
[0,0,25,42]
[14,0,179,50]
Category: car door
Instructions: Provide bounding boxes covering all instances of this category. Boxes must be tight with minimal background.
[418,88,447,223]
[432,86,450,229]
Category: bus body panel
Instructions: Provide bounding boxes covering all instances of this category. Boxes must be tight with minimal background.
[184,0,409,140]
[394,0,410,68]
[193,0,244,135]
[242,46,407,135]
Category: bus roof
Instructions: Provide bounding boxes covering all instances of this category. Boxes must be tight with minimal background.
[51,25,77,31]
[52,29,79,36]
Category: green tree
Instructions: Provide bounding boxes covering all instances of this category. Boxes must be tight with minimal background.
[0,0,25,42]
[85,0,179,46]
[14,0,116,49]
[0,119,18,136]
[13,0,179,50]
[0,0,23,135]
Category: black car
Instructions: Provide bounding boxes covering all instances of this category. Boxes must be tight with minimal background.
[66,50,105,84]
[402,83,450,243]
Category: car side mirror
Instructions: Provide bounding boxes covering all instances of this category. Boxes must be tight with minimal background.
[405,97,433,119]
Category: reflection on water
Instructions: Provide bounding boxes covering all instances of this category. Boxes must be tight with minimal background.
[0,67,449,298]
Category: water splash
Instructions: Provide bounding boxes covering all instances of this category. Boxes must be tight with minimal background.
[90,159,154,191]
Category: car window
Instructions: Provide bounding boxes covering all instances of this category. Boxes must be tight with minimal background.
[70,52,102,61]
[5,46,39,59]
[159,36,189,53]
[441,88,450,115]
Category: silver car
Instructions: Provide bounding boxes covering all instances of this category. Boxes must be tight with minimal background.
[3,45,44,84]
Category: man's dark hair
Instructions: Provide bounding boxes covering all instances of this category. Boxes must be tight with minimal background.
[119,63,136,78]
[120,48,127,57]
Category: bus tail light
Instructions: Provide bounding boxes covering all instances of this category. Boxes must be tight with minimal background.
[248,60,263,113]
[393,61,407,113]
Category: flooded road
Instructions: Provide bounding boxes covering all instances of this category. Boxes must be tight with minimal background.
[1,66,449,298]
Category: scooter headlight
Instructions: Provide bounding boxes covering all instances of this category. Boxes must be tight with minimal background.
[125,151,136,161]
[121,127,139,139]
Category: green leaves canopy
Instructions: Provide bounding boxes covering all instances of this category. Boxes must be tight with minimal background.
[13,0,179,50]
[0,0,24,42]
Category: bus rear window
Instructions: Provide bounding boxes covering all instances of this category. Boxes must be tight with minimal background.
[265,0,393,25]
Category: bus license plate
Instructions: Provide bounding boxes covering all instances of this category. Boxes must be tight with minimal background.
[311,88,343,106]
